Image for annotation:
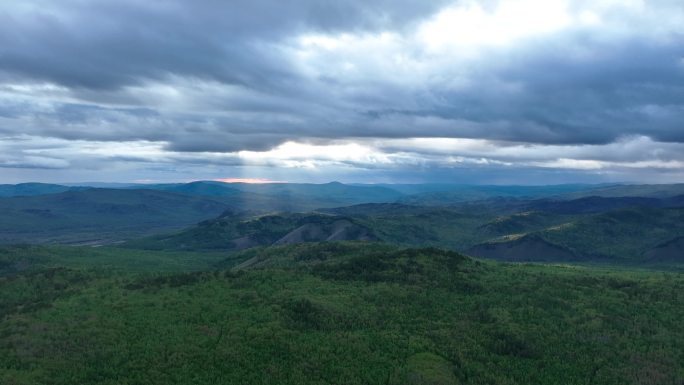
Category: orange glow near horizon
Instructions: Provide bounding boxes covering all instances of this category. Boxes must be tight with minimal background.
[213,178,285,184]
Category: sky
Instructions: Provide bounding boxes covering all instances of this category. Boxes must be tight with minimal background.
[1,0,683,184]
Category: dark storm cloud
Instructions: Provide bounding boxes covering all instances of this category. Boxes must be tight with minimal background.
[0,0,450,90]
[1,0,684,183]
[489,36,684,144]
[2,0,683,150]
[166,132,287,153]
[353,35,684,146]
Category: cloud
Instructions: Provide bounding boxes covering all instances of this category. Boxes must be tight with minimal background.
[0,0,450,89]
[0,0,683,183]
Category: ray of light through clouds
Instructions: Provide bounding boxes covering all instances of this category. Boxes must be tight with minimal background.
[0,0,683,183]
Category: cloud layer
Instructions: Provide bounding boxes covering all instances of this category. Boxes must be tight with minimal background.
[1,0,683,183]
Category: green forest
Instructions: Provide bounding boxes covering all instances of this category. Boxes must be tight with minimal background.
[1,242,682,385]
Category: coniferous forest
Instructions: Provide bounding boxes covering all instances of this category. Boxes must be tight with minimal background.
[1,239,683,384]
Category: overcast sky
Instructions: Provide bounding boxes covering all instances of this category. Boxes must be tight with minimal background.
[1,0,683,184]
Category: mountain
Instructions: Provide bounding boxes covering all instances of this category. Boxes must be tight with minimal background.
[0,189,231,244]
[524,196,660,214]
[395,183,684,206]
[142,181,243,197]
[0,181,406,245]
[64,182,139,188]
[467,207,684,262]
[522,195,684,214]
[3,183,684,384]
[4,181,684,209]
[0,183,84,197]
[467,234,579,262]
[644,236,684,263]
[125,212,377,251]
[327,200,684,263]
[136,181,405,210]
[0,181,404,210]
[396,184,609,205]
[560,183,684,199]
[141,180,403,202]
[221,181,404,205]
[3,182,684,262]
[124,196,684,263]
[539,207,684,260]
[127,202,507,253]
[474,211,571,237]
[323,203,489,250]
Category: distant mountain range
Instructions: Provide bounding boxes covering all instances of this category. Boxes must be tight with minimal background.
[0,189,230,244]
[4,181,684,200]
[1,181,683,265]
[0,183,86,197]
[122,194,684,265]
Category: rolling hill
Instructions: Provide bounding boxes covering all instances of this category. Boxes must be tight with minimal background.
[468,207,684,262]
[644,236,684,263]
[125,212,377,251]
[560,183,684,199]
[395,184,610,205]
[522,195,684,214]
[121,194,684,264]
[0,189,231,244]
[117,181,408,211]
[0,182,407,244]
[1,242,682,384]
[466,234,580,262]
[0,183,85,197]
[2,183,684,265]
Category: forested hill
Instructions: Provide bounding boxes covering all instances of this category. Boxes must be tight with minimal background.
[0,242,682,384]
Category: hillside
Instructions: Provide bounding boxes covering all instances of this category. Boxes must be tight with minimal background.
[467,234,580,262]
[225,181,404,204]
[474,211,572,236]
[644,236,684,263]
[0,183,84,197]
[2,184,683,265]
[0,242,682,384]
[142,181,244,196]
[522,195,684,214]
[539,207,684,260]
[127,181,405,209]
[126,212,377,251]
[137,181,392,211]
[123,196,684,264]
[0,189,231,244]
[125,202,496,253]
[395,184,609,205]
[334,201,684,263]
[560,183,684,199]
[468,207,684,262]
